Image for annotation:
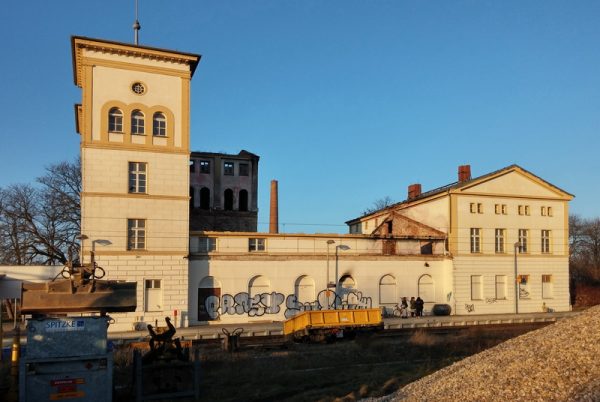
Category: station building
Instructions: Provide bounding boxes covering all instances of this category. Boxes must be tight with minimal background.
[1,35,574,332]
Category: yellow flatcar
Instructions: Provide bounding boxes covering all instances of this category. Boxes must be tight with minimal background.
[283,308,383,342]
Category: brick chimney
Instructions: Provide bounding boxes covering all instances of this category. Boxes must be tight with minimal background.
[408,183,422,199]
[458,165,471,182]
[269,180,279,234]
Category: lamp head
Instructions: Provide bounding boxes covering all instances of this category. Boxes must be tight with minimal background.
[94,239,112,246]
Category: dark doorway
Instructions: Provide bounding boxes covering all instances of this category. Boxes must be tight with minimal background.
[224,189,234,210]
[239,189,248,211]
[198,287,221,321]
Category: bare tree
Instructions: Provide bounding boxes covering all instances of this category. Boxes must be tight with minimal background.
[0,158,81,265]
[570,214,600,283]
[362,196,395,215]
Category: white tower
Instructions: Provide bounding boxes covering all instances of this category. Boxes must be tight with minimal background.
[72,36,200,330]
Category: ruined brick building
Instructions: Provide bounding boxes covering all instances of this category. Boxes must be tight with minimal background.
[189,150,259,232]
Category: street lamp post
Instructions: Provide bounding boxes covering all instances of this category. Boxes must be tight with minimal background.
[334,245,351,309]
[326,240,335,309]
[91,239,113,266]
[514,241,520,314]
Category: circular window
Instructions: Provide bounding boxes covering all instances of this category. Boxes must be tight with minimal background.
[131,82,146,95]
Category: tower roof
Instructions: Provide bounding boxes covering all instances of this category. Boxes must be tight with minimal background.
[71,36,201,87]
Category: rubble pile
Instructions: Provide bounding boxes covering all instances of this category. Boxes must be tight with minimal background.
[375,306,600,401]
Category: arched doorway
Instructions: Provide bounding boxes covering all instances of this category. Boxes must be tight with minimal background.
[338,275,357,309]
[198,276,222,321]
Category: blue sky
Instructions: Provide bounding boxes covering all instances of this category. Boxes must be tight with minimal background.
[1,1,599,233]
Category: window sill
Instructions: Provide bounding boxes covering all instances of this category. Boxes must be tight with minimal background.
[108,131,124,134]
[153,134,168,138]
[131,133,146,136]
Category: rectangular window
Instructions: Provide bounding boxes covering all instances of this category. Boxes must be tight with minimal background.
[547,207,553,217]
[470,228,481,253]
[495,228,505,253]
[542,274,554,299]
[144,279,162,312]
[525,205,530,216]
[518,229,528,253]
[477,203,483,214]
[518,205,524,215]
[502,204,507,215]
[239,163,249,176]
[495,275,507,300]
[127,219,146,250]
[224,162,234,176]
[541,230,551,254]
[471,275,483,300]
[200,160,210,174]
[518,274,530,299]
[541,206,547,216]
[495,204,501,214]
[128,162,147,193]
[198,237,217,253]
[470,203,476,213]
[249,238,266,252]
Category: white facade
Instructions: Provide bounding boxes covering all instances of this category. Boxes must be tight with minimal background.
[188,233,452,324]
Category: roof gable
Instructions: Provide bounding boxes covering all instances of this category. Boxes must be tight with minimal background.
[346,164,573,224]
[454,166,573,200]
[372,213,446,238]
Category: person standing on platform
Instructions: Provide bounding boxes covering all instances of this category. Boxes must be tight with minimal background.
[415,297,424,317]
[409,296,416,317]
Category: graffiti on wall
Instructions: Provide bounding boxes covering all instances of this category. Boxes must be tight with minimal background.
[200,289,372,320]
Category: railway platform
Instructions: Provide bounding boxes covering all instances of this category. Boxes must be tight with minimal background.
[1,309,581,349]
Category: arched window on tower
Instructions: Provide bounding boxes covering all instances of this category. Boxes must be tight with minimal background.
[224,189,234,211]
[108,108,123,132]
[153,112,166,136]
[239,189,248,211]
[131,110,145,134]
[200,187,210,210]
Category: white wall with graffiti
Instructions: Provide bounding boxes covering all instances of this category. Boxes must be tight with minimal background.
[187,257,453,324]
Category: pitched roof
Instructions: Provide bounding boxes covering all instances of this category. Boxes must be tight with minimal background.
[346,164,573,224]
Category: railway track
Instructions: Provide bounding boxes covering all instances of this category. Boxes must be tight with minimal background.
[173,319,554,351]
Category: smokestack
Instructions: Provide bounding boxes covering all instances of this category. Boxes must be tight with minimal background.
[408,183,422,199]
[269,180,279,234]
[458,165,471,182]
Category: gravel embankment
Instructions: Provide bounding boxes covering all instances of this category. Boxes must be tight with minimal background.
[370,305,600,402]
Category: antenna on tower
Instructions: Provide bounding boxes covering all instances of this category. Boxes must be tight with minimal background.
[133,0,141,45]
